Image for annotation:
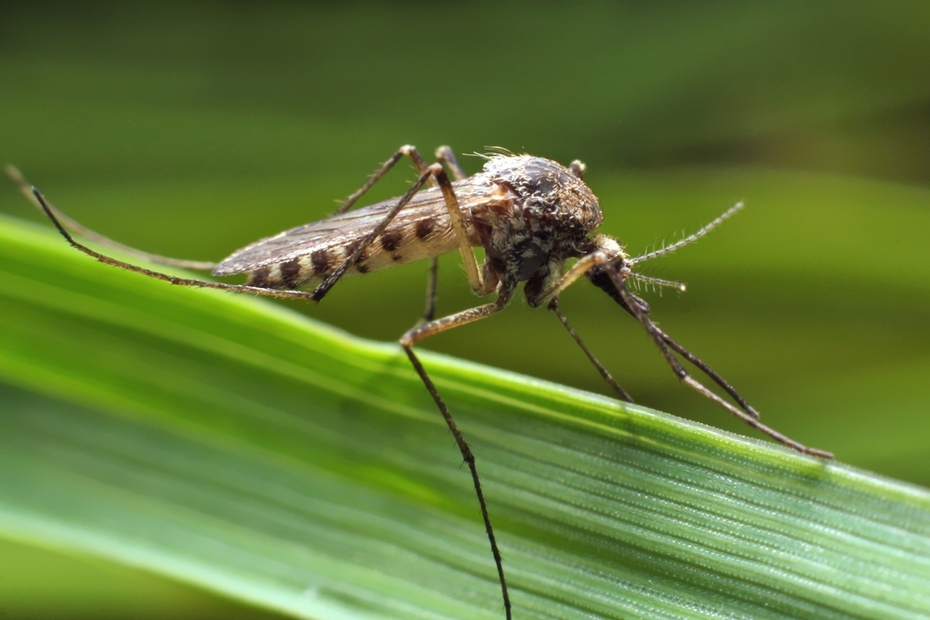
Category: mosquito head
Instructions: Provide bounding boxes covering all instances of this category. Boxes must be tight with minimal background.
[582,235,646,314]
[584,234,689,317]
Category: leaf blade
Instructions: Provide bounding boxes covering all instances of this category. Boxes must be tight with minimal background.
[1,213,929,619]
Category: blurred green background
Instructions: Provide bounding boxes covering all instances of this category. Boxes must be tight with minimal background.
[1,1,928,618]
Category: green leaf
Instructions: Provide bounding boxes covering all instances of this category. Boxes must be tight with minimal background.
[1,212,928,620]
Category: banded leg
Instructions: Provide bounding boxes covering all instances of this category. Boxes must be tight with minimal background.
[400,283,517,620]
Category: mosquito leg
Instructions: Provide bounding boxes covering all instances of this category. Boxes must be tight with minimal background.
[317,145,485,303]
[403,346,511,618]
[435,145,467,181]
[349,153,484,297]
[653,325,760,419]
[608,289,760,420]
[418,147,466,323]
[605,265,833,459]
[548,298,634,403]
[334,145,434,215]
[7,166,216,271]
[421,257,439,323]
[419,145,470,321]
[28,174,428,308]
[32,189,328,303]
[532,241,767,425]
[529,247,615,308]
[400,284,516,620]
[431,165,485,295]
[312,164,443,301]
[529,243,633,399]
[305,145,437,303]
[402,285,513,347]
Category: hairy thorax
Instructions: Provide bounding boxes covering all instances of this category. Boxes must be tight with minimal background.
[470,155,603,296]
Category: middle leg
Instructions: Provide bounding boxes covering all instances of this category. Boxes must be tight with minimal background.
[399,283,517,620]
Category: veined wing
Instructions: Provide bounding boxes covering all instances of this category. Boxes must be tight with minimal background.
[213,181,492,289]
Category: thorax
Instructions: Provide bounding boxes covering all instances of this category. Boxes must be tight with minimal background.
[470,155,602,285]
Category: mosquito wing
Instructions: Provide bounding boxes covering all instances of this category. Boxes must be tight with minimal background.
[213,181,492,289]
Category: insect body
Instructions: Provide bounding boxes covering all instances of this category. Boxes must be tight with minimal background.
[8,146,831,620]
[213,154,602,300]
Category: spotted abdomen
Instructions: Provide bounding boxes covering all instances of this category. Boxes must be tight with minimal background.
[245,223,454,289]
[215,205,467,291]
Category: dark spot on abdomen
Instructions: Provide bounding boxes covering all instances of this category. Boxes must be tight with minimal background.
[311,249,331,276]
[380,229,403,252]
[279,258,303,288]
[247,265,275,288]
[415,217,436,240]
[343,240,361,260]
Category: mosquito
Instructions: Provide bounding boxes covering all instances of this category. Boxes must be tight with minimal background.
[7,146,832,620]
